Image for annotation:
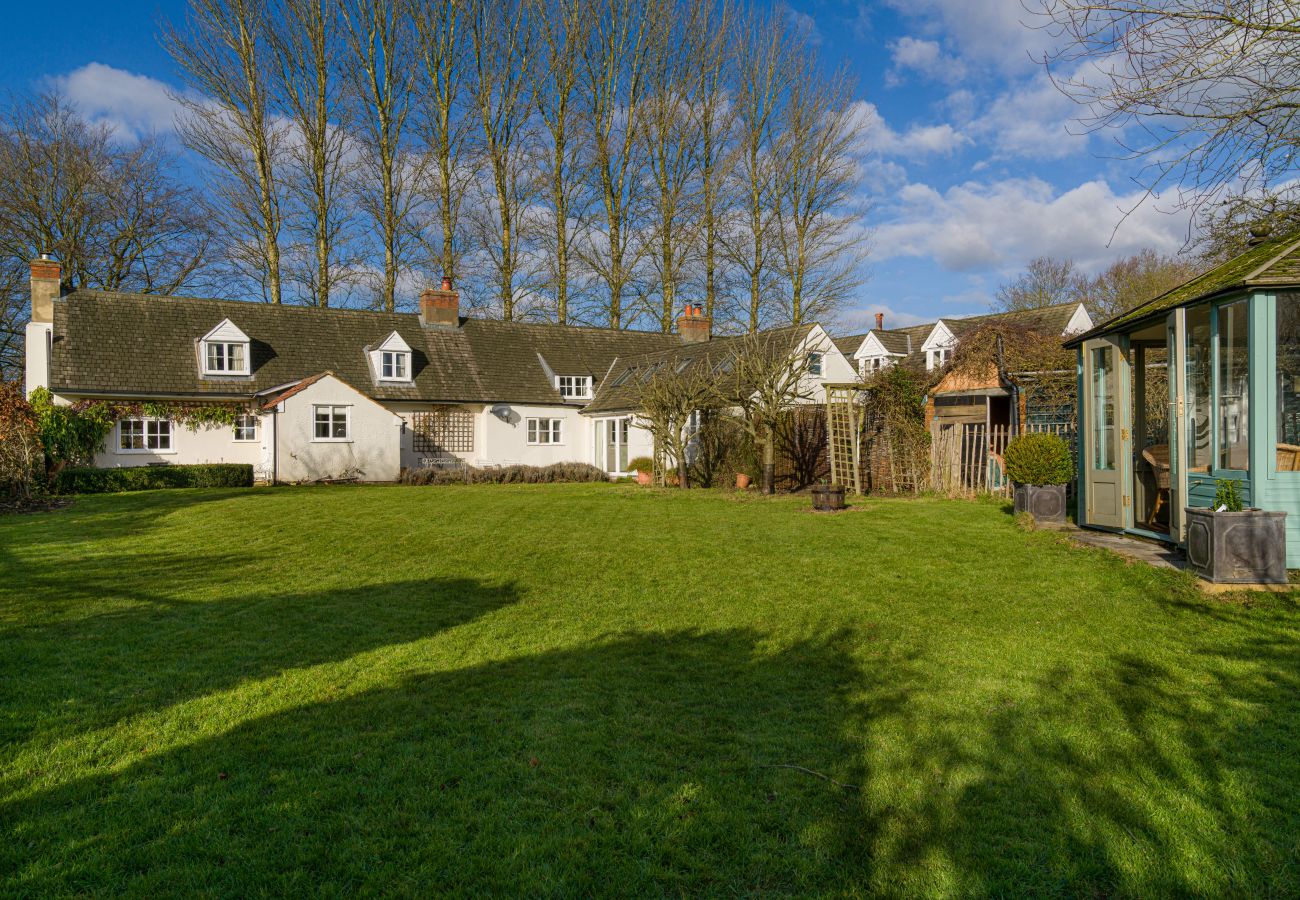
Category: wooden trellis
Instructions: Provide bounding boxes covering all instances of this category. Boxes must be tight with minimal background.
[411,408,474,454]
[824,384,862,494]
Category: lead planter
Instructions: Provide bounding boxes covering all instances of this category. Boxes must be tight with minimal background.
[1012,483,1067,524]
[1184,507,1288,584]
[812,484,846,512]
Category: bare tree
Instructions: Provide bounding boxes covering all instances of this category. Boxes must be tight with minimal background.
[690,0,737,324]
[0,91,211,379]
[634,358,715,487]
[723,7,788,332]
[640,0,702,332]
[413,0,473,288]
[1077,248,1199,321]
[529,0,592,324]
[165,0,285,303]
[576,0,660,328]
[267,0,355,307]
[773,60,867,326]
[995,256,1086,312]
[339,0,422,311]
[466,0,535,320]
[1037,1,1300,223]
[712,329,816,494]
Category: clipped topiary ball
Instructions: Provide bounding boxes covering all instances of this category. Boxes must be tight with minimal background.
[1004,432,1074,486]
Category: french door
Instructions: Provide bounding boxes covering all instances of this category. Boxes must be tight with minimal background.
[597,417,630,474]
[1082,336,1130,529]
[1166,310,1188,542]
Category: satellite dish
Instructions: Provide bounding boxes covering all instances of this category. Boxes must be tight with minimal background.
[490,404,512,420]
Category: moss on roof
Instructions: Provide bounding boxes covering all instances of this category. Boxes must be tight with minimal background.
[1072,232,1300,342]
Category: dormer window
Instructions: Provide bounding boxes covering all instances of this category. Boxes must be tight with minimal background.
[381,350,408,380]
[557,375,592,399]
[369,331,413,383]
[199,319,251,376]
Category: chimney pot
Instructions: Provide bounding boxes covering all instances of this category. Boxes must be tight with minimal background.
[419,282,460,327]
[874,312,884,330]
[30,254,62,323]
[678,305,711,343]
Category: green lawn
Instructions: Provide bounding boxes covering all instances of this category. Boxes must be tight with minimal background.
[2,484,1298,897]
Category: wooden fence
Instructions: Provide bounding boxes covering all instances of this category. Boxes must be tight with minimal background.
[930,422,1075,499]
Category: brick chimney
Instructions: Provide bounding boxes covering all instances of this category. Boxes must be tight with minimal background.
[419,276,459,327]
[677,303,711,343]
[874,312,884,331]
[30,254,61,323]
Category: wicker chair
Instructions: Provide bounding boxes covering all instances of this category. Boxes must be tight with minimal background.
[1141,443,1171,527]
[1279,444,1300,472]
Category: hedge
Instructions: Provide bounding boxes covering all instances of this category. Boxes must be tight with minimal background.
[401,462,609,486]
[54,464,255,494]
[1003,433,1074,486]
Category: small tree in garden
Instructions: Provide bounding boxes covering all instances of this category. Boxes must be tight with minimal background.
[712,331,817,494]
[0,382,42,503]
[28,388,115,478]
[634,362,716,489]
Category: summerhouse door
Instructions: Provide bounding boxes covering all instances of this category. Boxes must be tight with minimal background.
[1165,310,1188,543]
[1082,337,1130,530]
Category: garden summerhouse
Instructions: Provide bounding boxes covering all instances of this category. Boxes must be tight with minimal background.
[1065,234,1300,569]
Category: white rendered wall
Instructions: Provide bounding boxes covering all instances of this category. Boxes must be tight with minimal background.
[92,418,264,468]
[274,376,401,482]
[24,322,51,397]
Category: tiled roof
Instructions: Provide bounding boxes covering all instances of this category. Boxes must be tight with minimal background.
[838,302,1082,360]
[1069,232,1300,343]
[584,325,813,414]
[49,290,682,405]
[831,333,866,357]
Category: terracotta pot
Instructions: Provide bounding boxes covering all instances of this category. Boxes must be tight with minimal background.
[635,470,653,486]
[735,473,752,490]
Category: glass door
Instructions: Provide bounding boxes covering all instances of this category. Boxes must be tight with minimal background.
[1166,309,1187,542]
[600,417,631,474]
[1082,336,1130,530]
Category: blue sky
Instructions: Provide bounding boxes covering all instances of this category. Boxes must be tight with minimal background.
[0,0,1195,331]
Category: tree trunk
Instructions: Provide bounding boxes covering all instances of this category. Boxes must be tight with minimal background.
[762,438,775,495]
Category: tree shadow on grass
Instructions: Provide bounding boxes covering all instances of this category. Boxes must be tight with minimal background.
[0,572,522,749]
[3,628,900,895]
[4,610,1300,895]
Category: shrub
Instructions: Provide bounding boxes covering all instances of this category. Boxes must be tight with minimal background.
[29,387,115,472]
[1213,478,1244,512]
[54,464,255,494]
[1004,432,1074,486]
[626,456,654,474]
[401,462,609,486]
[0,382,43,502]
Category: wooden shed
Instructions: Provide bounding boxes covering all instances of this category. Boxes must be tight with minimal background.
[1065,233,1300,568]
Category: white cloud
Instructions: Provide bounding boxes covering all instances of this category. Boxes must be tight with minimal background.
[881,0,1054,72]
[836,304,932,332]
[872,177,1192,274]
[851,101,969,158]
[963,72,1089,160]
[784,7,822,47]
[51,63,183,142]
[887,37,966,86]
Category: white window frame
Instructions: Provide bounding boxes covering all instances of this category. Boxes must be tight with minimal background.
[927,347,949,371]
[556,375,592,400]
[202,340,250,376]
[807,352,823,376]
[233,413,259,442]
[379,350,410,382]
[118,418,174,454]
[527,418,563,445]
[312,405,352,442]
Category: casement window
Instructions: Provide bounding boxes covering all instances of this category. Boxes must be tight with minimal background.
[527,418,562,445]
[927,348,949,371]
[807,352,823,376]
[204,341,248,374]
[233,413,258,442]
[380,350,409,381]
[119,418,172,452]
[313,405,350,441]
[199,319,252,376]
[557,375,592,399]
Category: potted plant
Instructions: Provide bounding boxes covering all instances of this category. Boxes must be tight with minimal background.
[627,456,655,486]
[1004,432,1073,525]
[733,441,758,491]
[811,482,846,511]
[1184,479,1288,584]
